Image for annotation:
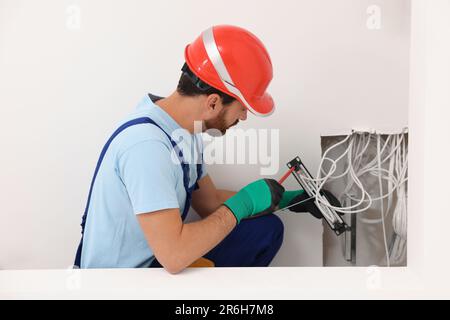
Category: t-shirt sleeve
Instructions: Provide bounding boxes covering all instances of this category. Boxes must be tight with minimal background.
[118,139,180,215]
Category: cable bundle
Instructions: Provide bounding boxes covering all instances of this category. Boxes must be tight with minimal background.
[298,130,408,266]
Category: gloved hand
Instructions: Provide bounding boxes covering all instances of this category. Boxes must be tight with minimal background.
[224,179,285,224]
[279,189,342,219]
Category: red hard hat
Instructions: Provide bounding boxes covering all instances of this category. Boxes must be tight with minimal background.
[185,25,274,117]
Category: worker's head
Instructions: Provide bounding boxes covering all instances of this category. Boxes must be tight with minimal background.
[183,25,275,124]
[177,63,247,135]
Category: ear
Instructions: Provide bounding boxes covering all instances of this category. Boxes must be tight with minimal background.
[203,94,223,119]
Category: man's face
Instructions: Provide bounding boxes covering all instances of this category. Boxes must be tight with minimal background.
[204,100,248,135]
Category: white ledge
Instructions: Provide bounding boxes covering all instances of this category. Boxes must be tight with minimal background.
[0,267,443,299]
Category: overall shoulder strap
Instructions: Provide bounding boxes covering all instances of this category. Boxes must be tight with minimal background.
[81,118,171,222]
[75,117,185,267]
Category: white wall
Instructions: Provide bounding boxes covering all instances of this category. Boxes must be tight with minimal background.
[0,0,409,269]
[411,0,450,277]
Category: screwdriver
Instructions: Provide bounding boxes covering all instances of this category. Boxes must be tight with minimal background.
[278,166,296,185]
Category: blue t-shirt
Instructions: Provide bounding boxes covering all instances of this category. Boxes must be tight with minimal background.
[80,94,206,268]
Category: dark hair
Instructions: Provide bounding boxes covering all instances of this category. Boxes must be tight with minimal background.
[177,64,236,106]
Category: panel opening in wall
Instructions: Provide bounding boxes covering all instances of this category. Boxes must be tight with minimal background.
[319,131,408,267]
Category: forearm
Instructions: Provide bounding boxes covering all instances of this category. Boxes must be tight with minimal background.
[216,189,236,203]
[193,189,236,219]
[169,205,236,273]
[206,190,236,214]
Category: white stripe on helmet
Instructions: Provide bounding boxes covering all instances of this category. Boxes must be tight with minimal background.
[202,27,272,117]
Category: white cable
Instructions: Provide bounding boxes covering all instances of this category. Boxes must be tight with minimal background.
[357,135,408,226]
[389,134,408,264]
[293,131,407,220]
[291,130,408,266]
[312,142,374,213]
[376,134,390,267]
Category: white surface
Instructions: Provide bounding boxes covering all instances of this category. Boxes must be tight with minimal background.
[0,0,409,269]
[416,0,450,279]
[0,267,448,300]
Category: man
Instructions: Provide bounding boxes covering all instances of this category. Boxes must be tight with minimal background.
[74,25,311,273]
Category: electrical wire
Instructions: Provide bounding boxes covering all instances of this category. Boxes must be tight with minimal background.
[286,129,408,266]
[273,195,316,215]
[377,134,390,267]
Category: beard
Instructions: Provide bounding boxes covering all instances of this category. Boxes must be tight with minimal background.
[204,109,239,136]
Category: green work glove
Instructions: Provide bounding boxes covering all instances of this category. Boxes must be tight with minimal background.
[224,179,285,224]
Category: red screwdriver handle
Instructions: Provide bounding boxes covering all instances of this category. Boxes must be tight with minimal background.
[278,166,296,185]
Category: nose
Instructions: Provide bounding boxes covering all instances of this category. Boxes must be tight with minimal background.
[240,109,248,121]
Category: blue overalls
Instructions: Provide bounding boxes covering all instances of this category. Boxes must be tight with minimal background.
[74,116,201,268]
[75,97,284,268]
